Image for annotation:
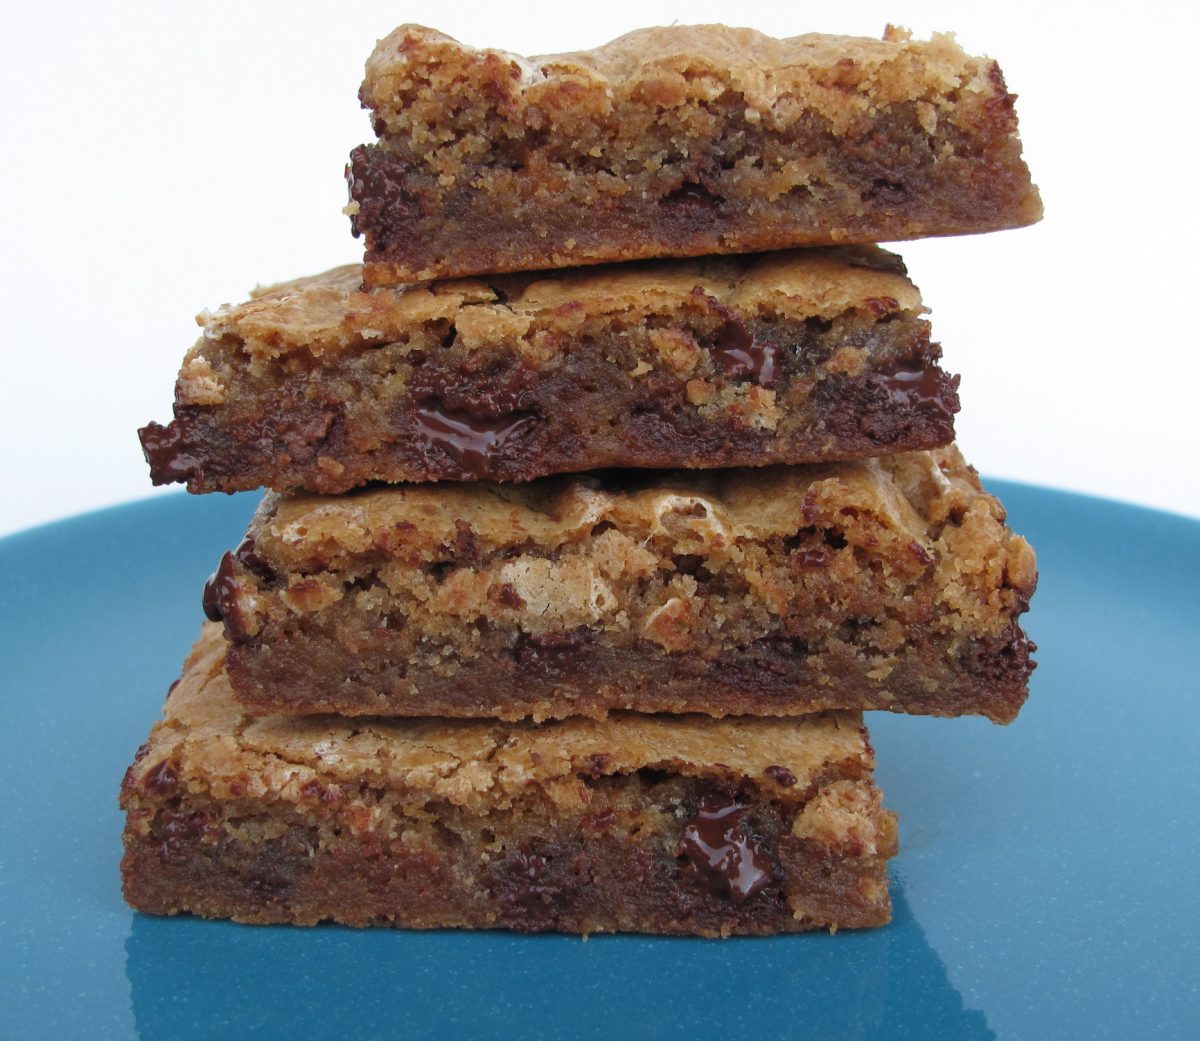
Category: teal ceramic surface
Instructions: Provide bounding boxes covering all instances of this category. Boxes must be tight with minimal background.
[1,483,1197,1040]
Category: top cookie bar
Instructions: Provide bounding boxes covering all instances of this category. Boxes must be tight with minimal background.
[348,24,1041,283]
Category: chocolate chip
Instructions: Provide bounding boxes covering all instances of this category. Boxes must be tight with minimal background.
[503,849,564,913]
[454,519,480,564]
[144,759,179,796]
[156,810,210,866]
[583,753,612,778]
[864,296,900,317]
[763,765,797,787]
[680,793,774,904]
[908,540,934,566]
[233,537,276,582]
[139,420,201,485]
[690,287,777,385]
[346,144,415,243]
[201,551,237,623]
[496,583,525,609]
[871,358,958,425]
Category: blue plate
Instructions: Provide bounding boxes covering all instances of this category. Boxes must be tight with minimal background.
[2,483,1197,1041]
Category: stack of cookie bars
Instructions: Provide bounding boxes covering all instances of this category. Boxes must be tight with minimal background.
[123,24,1041,936]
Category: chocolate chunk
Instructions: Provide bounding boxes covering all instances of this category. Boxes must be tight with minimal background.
[681,793,773,904]
[864,296,900,317]
[346,144,415,244]
[408,362,541,477]
[712,317,777,385]
[144,759,179,796]
[874,358,957,424]
[232,538,276,583]
[156,810,210,866]
[138,420,200,485]
[496,582,525,609]
[583,753,612,778]
[690,287,777,385]
[202,551,238,623]
[764,765,798,787]
[412,406,537,477]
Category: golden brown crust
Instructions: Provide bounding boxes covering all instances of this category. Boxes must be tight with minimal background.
[188,247,920,371]
[365,24,1019,139]
[254,444,1036,623]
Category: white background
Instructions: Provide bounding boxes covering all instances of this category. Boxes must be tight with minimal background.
[2,0,1197,538]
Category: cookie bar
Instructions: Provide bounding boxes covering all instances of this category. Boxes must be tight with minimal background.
[207,446,1037,723]
[120,625,897,935]
[348,24,1041,283]
[138,247,960,494]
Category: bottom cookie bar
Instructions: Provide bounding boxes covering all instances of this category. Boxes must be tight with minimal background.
[120,625,897,936]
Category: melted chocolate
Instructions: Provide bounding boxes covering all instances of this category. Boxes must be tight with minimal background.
[231,538,276,582]
[691,288,777,385]
[681,793,772,904]
[412,405,536,478]
[346,144,415,244]
[864,296,900,318]
[143,759,179,796]
[875,359,956,424]
[139,421,200,485]
[202,551,237,623]
[712,317,777,385]
[763,765,798,787]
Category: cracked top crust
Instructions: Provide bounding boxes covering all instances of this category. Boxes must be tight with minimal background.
[364,23,1018,141]
[239,445,1036,650]
[256,446,1030,574]
[186,246,918,370]
[124,625,873,821]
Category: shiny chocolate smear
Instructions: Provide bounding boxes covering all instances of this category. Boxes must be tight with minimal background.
[201,551,237,623]
[690,287,776,385]
[876,360,956,424]
[681,793,773,904]
[712,318,777,385]
[413,405,536,478]
[139,420,200,485]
